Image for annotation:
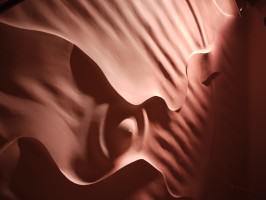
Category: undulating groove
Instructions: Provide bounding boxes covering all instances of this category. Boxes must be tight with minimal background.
[0,0,253,199]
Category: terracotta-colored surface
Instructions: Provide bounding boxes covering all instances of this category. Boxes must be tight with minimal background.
[0,1,265,199]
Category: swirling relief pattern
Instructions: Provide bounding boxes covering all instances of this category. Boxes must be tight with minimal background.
[0,0,255,199]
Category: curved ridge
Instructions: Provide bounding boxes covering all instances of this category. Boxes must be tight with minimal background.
[0,0,232,111]
[0,137,190,199]
[0,1,239,199]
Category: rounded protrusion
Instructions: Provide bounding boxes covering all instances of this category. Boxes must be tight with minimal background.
[105,117,138,160]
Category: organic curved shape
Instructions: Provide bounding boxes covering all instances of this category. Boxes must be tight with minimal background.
[0,0,239,199]
[0,0,234,110]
